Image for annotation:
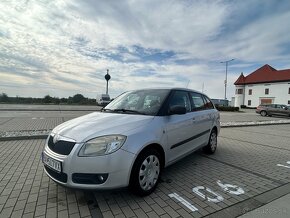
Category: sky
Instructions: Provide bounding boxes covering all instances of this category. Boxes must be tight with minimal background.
[1,0,290,99]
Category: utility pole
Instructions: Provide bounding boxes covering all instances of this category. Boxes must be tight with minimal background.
[220,59,234,100]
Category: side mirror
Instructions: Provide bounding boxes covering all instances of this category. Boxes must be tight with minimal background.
[169,105,186,115]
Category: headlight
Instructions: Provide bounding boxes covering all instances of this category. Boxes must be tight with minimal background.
[78,135,126,156]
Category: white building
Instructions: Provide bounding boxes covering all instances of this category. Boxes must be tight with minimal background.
[234,64,290,107]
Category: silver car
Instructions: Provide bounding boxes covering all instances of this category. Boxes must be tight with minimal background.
[42,88,220,196]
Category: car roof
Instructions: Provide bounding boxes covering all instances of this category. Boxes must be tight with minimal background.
[130,87,205,95]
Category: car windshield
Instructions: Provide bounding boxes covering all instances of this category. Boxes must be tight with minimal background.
[103,89,170,115]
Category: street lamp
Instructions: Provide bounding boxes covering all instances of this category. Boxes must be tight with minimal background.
[220,59,234,100]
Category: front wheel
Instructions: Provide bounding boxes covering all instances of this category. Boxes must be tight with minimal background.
[203,129,217,154]
[129,149,161,196]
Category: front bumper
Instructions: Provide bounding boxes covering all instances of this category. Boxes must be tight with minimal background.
[42,142,136,189]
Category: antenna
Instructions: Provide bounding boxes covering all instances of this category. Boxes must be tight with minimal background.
[186,80,190,88]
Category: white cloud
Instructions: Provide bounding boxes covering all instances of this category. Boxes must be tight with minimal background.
[0,0,290,99]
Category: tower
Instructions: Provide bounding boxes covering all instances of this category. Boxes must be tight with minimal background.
[105,69,111,95]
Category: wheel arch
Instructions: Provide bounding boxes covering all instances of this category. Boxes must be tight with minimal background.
[129,143,165,183]
[211,125,218,135]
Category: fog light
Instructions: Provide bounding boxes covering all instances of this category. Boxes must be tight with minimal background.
[99,175,104,181]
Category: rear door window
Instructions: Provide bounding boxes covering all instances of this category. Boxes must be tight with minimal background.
[190,92,206,111]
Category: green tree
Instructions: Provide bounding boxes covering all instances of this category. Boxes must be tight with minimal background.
[72,94,85,103]
[0,93,9,102]
[43,95,52,103]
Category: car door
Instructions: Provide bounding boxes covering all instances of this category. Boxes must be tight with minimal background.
[165,91,208,164]
[273,104,286,116]
[279,105,289,116]
[190,92,212,146]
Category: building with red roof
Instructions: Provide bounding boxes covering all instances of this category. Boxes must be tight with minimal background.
[234,64,290,107]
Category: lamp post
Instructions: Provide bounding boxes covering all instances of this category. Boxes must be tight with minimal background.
[220,59,234,100]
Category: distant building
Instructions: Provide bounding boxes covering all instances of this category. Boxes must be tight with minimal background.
[234,64,290,107]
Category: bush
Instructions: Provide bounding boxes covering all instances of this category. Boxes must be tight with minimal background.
[241,105,247,108]
[216,106,239,111]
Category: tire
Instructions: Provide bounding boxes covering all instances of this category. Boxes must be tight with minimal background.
[203,129,217,154]
[260,110,267,116]
[129,149,161,196]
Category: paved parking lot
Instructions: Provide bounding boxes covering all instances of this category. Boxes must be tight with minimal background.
[1,124,290,217]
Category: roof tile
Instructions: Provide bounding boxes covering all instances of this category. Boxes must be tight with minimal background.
[234,64,290,85]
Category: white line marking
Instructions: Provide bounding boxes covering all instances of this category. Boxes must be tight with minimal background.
[168,193,198,212]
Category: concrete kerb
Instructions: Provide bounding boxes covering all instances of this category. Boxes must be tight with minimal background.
[0,121,290,141]
[0,135,48,141]
[221,120,290,128]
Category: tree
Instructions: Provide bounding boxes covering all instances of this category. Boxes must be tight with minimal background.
[43,95,52,103]
[72,94,85,103]
[0,93,9,102]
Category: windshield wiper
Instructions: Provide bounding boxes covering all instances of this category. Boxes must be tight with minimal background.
[101,108,113,112]
[112,109,147,115]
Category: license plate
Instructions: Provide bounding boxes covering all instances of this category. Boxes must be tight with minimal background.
[42,152,62,173]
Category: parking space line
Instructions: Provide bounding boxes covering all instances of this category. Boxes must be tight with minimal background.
[200,154,284,185]
[223,127,290,139]
[220,136,290,152]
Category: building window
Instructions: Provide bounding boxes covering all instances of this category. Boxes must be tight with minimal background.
[288,87,290,94]
[249,89,252,95]
[237,89,243,94]
[288,100,290,104]
[248,100,251,106]
[265,88,269,95]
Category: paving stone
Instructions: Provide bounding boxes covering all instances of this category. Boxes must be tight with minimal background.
[10,209,24,218]
[79,205,91,217]
[24,201,37,214]
[58,209,69,218]
[0,207,13,217]
[46,207,57,218]
[133,208,148,218]
[120,206,135,218]
[14,199,27,210]
[35,204,46,217]
[150,203,166,215]
[4,197,17,208]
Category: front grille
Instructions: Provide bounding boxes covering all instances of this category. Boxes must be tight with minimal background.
[48,136,75,155]
[44,166,68,183]
[72,173,108,184]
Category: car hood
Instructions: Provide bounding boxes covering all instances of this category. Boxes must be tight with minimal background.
[52,112,154,143]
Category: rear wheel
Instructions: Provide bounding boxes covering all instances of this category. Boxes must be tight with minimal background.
[260,110,267,116]
[203,129,217,154]
[129,149,161,196]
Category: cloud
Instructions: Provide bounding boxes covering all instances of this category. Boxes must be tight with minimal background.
[0,0,290,99]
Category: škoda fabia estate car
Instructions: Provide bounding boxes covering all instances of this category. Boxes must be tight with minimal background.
[42,88,220,196]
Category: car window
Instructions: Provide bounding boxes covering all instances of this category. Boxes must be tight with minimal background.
[168,91,191,113]
[190,92,206,111]
[202,95,214,109]
[105,89,170,115]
